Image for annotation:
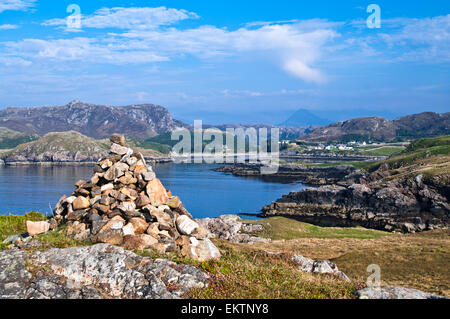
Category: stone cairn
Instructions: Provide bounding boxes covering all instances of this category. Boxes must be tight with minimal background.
[51,134,221,262]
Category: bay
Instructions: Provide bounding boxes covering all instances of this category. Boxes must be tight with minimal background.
[0,163,305,219]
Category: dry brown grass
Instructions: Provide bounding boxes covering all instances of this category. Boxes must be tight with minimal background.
[246,225,450,297]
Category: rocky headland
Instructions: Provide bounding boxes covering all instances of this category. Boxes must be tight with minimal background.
[215,163,363,186]
[261,137,450,233]
[0,131,173,165]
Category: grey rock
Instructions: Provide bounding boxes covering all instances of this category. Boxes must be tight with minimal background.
[262,177,450,233]
[0,244,208,299]
[2,234,23,245]
[355,286,448,299]
[292,254,350,281]
[197,215,271,244]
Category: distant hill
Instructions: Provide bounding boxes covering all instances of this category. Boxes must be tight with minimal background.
[0,100,187,140]
[0,127,39,149]
[1,131,170,164]
[279,109,330,127]
[394,112,450,139]
[209,124,309,140]
[299,112,450,143]
[1,131,110,163]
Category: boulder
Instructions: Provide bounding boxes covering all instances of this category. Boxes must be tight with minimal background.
[72,196,90,210]
[122,223,135,236]
[95,229,124,245]
[110,134,126,146]
[292,254,350,282]
[26,221,50,236]
[176,215,206,239]
[188,238,221,262]
[128,218,149,235]
[355,286,448,299]
[110,143,129,155]
[123,234,158,250]
[146,178,169,206]
[0,244,209,299]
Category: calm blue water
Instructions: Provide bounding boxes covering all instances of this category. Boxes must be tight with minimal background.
[0,164,305,219]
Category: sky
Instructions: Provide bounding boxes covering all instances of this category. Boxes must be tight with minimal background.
[0,0,449,125]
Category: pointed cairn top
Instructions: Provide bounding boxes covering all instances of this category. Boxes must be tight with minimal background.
[50,135,221,262]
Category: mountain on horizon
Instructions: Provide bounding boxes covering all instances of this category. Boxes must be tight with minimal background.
[299,112,450,142]
[279,109,331,127]
[0,100,187,140]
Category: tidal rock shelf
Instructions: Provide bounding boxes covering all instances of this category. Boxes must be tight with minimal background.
[50,134,220,261]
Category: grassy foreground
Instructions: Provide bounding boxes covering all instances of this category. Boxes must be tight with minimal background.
[1,213,448,298]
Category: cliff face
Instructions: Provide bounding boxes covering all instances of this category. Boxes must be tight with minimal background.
[261,175,449,233]
[0,100,187,140]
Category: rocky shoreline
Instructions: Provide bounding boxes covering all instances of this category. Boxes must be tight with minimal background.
[215,163,363,186]
[0,156,174,166]
[260,168,449,233]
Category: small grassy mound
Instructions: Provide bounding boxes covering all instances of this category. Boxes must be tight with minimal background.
[358,146,405,157]
[245,217,391,241]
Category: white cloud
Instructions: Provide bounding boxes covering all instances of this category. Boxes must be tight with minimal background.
[379,15,450,62]
[0,0,35,13]
[8,16,338,83]
[43,6,199,30]
[115,21,339,83]
[5,6,450,85]
[4,37,169,64]
[0,24,19,30]
[282,59,327,83]
[347,15,450,63]
[0,55,31,66]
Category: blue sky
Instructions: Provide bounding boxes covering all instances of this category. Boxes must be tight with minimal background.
[0,0,448,124]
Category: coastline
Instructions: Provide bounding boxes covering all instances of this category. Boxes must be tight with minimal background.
[0,156,174,166]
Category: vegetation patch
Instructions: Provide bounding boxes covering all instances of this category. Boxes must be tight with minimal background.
[334,232,450,296]
[244,217,392,241]
[185,242,359,299]
[0,212,47,243]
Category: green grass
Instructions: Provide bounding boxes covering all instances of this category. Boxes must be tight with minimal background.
[283,160,378,171]
[0,212,91,250]
[358,146,405,157]
[367,135,450,176]
[3,131,110,159]
[244,217,392,241]
[0,212,48,242]
[35,224,92,249]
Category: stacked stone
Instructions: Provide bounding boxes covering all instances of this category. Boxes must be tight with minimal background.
[51,134,220,262]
